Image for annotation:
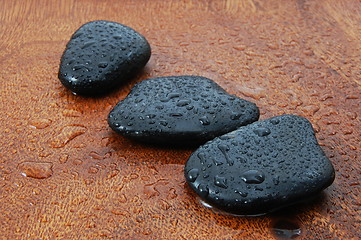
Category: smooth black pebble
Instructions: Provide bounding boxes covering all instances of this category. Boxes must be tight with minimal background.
[184,115,335,216]
[58,20,151,95]
[108,75,260,145]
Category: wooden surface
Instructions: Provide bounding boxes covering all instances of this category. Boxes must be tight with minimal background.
[1,0,360,239]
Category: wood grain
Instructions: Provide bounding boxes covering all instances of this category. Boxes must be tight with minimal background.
[0,0,360,239]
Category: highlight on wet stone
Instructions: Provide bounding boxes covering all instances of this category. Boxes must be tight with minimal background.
[108,75,260,145]
[58,20,151,96]
[184,115,335,216]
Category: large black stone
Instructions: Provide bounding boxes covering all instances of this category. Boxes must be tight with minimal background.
[58,20,151,96]
[184,115,335,215]
[108,75,260,145]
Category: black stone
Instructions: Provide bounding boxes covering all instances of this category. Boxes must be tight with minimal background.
[58,20,151,96]
[108,75,260,145]
[184,115,335,216]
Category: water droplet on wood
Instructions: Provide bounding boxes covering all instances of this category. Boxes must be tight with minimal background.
[29,118,52,129]
[62,109,82,117]
[18,162,53,179]
[50,125,86,148]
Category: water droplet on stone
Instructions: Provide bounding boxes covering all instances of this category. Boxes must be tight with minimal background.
[18,162,53,179]
[241,170,265,184]
[168,92,181,99]
[218,144,233,165]
[230,112,242,120]
[199,115,210,125]
[273,175,280,185]
[176,99,191,107]
[271,118,280,125]
[187,169,199,182]
[197,184,209,197]
[81,41,96,49]
[236,190,248,197]
[72,64,88,71]
[197,152,207,164]
[253,127,271,137]
[170,113,183,117]
[214,175,228,189]
[98,62,108,68]
[159,120,168,126]
[112,35,122,40]
[186,105,194,110]
[212,157,224,166]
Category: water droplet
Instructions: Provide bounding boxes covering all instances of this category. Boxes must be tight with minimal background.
[218,144,233,165]
[81,41,96,49]
[71,32,83,39]
[88,166,99,174]
[197,152,207,164]
[72,64,90,71]
[230,112,242,120]
[236,86,266,100]
[62,109,82,117]
[106,169,120,179]
[212,157,224,166]
[98,62,108,68]
[253,127,271,137]
[233,45,246,51]
[176,99,191,107]
[170,113,183,117]
[29,118,52,129]
[187,169,199,182]
[18,162,53,179]
[168,92,181,99]
[235,190,248,197]
[271,119,280,125]
[199,115,210,125]
[241,170,265,184]
[73,159,83,165]
[273,176,280,185]
[50,125,86,148]
[214,175,228,189]
[159,120,168,126]
[271,219,302,239]
[59,154,69,164]
[112,35,122,40]
[197,184,209,197]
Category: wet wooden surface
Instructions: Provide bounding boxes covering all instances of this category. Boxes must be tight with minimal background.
[1,0,360,239]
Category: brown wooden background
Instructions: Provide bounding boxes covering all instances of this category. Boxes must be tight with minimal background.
[1,0,360,239]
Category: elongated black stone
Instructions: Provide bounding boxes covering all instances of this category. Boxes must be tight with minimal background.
[108,75,260,145]
[184,115,335,215]
[58,20,151,96]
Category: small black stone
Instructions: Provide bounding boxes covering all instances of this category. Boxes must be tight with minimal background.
[58,20,151,96]
[184,115,335,215]
[108,75,260,145]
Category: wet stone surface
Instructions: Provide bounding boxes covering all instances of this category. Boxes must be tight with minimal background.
[184,115,335,216]
[58,20,151,95]
[108,75,260,145]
